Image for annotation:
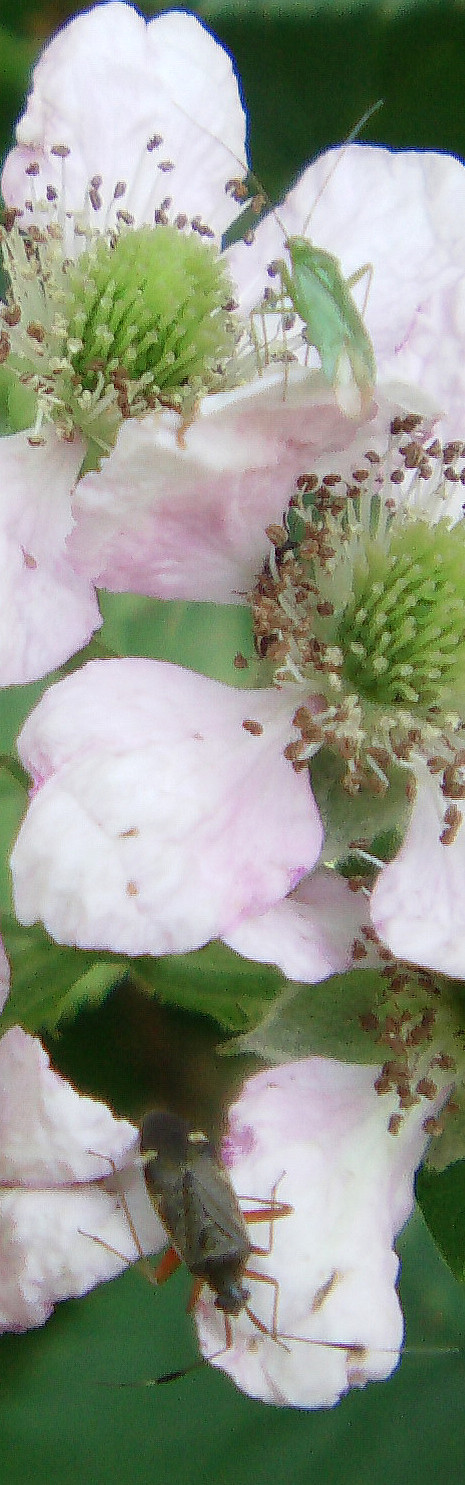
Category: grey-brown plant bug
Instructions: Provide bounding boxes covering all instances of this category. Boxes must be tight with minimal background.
[138,1110,293,1347]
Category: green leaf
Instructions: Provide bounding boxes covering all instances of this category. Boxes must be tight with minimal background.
[309,750,412,873]
[132,941,284,1032]
[416,1161,465,1282]
[220,968,387,1062]
[0,916,127,1033]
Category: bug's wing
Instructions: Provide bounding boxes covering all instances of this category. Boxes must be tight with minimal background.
[181,1160,250,1273]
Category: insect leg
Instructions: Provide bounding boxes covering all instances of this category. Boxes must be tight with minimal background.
[345,261,373,315]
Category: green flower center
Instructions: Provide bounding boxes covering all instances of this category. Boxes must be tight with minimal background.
[253,416,465,815]
[337,517,465,710]
[1,216,239,457]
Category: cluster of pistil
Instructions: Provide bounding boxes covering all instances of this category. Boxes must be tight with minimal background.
[252,416,465,835]
[0,139,242,456]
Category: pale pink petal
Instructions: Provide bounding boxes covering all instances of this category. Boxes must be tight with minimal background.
[228,145,465,434]
[11,659,322,955]
[0,938,10,1012]
[2,5,246,239]
[195,1058,441,1408]
[224,868,370,981]
[371,761,465,977]
[69,370,371,603]
[0,430,101,684]
[0,1026,136,1184]
[0,1027,164,1332]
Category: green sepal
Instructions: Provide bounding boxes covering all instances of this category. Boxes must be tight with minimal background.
[309,749,412,871]
[0,916,127,1034]
[132,941,284,1032]
[220,967,388,1062]
[416,1160,465,1283]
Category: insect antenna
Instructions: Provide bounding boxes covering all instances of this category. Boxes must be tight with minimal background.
[299,100,384,235]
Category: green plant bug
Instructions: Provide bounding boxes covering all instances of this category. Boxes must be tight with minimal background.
[266,235,376,418]
[222,102,382,417]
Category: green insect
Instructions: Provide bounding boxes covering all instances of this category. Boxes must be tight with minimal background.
[247,103,381,417]
[267,234,376,418]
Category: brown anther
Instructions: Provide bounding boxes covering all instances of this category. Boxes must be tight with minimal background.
[443,441,464,462]
[432,1053,456,1071]
[316,601,334,617]
[422,1115,444,1135]
[147,134,163,151]
[126,881,139,896]
[359,1010,379,1029]
[426,439,441,457]
[113,181,127,200]
[440,803,462,846]
[21,548,37,569]
[352,468,369,483]
[390,469,405,484]
[243,229,255,246]
[266,524,288,548]
[402,413,423,432]
[295,474,319,492]
[89,187,102,212]
[51,144,70,158]
[416,1077,438,1100]
[0,331,10,363]
[116,209,135,226]
[388,1114,403,1136]
[444,466,460,482]
[174,213,188,231]
[159,160,175,173]
[225,177,249,202]
[284,740,307,762]
[242,719,264,736]
[233,653,248,670]
[2,305,20,327]
[27,322,45,343]
[428,755,449,774]
[321,472,341,486]
[441,762,465,799]
[25,162,40,177]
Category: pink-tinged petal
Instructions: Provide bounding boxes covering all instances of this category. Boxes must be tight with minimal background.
[0,1027,164,1332]
[371,762,465,977]
[229,145,465,434]
[69,370,371,603]
[2,4,246,239]
[0,938,10,1012]
[11,659,322,955]
[224,868,370,982]
[195,1058,439,1408]
[0,1026,136,1185]
[0,430,101,684]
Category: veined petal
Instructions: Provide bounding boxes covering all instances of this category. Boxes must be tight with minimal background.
[0,430,101,685]
[2,3,247,239]
[371,760,465,977]
[195,1058,440,1408]
[69,369,369,603]
[0,1027,163,1332]
[11,659,322,955]
[224,868,370,982]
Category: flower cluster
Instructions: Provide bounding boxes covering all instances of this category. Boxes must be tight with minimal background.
[1,0,465,1416]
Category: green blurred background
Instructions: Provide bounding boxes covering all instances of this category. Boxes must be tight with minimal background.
[2,0,465,1479]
